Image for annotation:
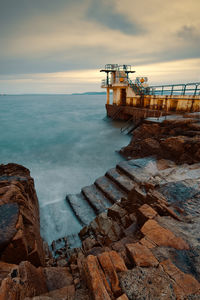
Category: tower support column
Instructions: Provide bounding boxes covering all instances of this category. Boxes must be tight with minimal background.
[107,88,110,105]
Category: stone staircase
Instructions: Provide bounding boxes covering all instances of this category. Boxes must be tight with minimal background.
[66,157,159,226]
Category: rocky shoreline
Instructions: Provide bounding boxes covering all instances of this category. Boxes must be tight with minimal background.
[0,113,200,299]
[120,113,200,164]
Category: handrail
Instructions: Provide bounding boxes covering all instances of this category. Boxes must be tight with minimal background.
[101,79,111,87]
[104,64,132,71]
[120,116,133,133]
[128,79,146,95]
[147,82,200,96]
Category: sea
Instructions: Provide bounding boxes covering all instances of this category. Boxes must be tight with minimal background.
[0,94,130,245]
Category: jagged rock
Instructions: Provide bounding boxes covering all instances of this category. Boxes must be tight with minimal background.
[0,261,76,300]
[161,136,186,156]
[98,252,122,297]
[161,259,200,298]
[122,186,146,212]
[0,261,17,284]
[108,251,127,273]
[84,255,112,300]
[82,237,98,252]
[126,242,159,267]
[141,219,189,250]
[25,297,51,300]
[136,204,157,226]
[56,258,68,267]
[116,294,128,300]
[107,203,127,222]
[90,212,122,245]
[0,163,45,266]
[140,138,161,155]
[0,203,19,252]
[75,288,90,300]
[0,261,48,300]
[119,266,177,299]
[44,267,73,291]
[121,116,200,163]
[25,286,75,300]
[139,237,156,249]
[42,285,75,300]
[85,246,106,257]
[133,123,161,140]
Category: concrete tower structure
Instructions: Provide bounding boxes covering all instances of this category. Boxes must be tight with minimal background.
[100,64,143,106]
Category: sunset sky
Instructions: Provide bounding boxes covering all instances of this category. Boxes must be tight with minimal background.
[0,0,200,94]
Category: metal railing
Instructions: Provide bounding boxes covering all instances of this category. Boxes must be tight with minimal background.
[128,80,146,95]
[104,64,132,71]
[147,83,200,96]
[101,79,111,86]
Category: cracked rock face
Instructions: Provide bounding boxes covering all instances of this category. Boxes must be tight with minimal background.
[120,115,200,164]
[1,156,200,299]
[0,163,45,267]
[0,203,19,252]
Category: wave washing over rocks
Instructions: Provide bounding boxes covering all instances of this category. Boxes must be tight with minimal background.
[0,94,130,245]
[0,112,200,299]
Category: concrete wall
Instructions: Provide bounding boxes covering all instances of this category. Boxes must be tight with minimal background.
[123,95,200,113]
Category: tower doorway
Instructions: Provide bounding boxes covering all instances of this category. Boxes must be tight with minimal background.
[121,88,126,106]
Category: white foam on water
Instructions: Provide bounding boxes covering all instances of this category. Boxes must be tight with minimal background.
[0,94,130,244]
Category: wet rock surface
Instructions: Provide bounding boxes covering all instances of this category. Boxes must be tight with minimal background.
[120,113,200,164]
[1,153,200,298]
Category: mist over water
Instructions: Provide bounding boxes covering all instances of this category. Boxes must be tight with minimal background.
[0,94,130,244]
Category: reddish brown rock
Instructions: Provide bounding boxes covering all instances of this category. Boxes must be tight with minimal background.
[0,261,48,300]
[90,212,122,245]
[137,204,157,226]
[126,242,159,267]
[107,204,127,222]
[108,251,127,273]
[98,252,122,296]
[120,116,200,164]
[141,219,189,250]
[119,266,177,299]
[116,294,129,300]
[122,186,146,211]
[0,164,45,266]
[161,259,200,297]
[0,261,17,284]
[82,237,98,251]
[0,203,19,252]
[139,237,156,249]
[0,277,20,300]
[42,285,75,300]
[133,123,161,140]
[84,255,111,300]
[85,246,106,257]
[160,136,186,157]
[141,138,161,155]
[156,159,176,170]
[43,267,73,291]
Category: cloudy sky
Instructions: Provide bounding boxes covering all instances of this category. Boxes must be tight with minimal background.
[0,0,200,94]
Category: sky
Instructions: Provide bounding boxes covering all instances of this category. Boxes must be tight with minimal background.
[0,0,200,94]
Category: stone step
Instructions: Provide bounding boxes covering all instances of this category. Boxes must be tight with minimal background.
[82,184,112,214]
[117,157,158,184]
[95,176,127,203]
[66,193,96,226]
[106,168,136,193]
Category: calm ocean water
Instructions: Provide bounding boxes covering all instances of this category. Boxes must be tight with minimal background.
[0,94,130,244]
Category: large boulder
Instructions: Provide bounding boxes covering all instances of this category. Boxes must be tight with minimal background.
[0,163,45,267]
